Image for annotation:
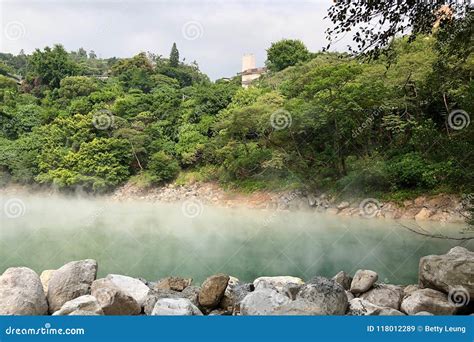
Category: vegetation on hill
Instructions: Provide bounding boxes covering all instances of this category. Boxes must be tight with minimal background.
[0,9,472,213]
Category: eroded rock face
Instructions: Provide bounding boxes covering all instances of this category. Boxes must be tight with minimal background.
[253,276,304,292]
[47,259,98,313]
[419,247,474,297]
[52,295,103,316]
[154,277,192,292]
[360,284,404,310]
[240,289,291,315]
[332,271,352,291]
[104,274,150,307]
[296,277,348,315]
[91,278,141,315]
[0,267,48,315]
[151,298,202,316]
[198,274,229,309]
[350,270,378,294]
[401,288,457,315]
[347,298,404,316]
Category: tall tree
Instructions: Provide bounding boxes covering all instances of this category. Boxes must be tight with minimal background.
[266,39,310,72]
[169,42,180,68]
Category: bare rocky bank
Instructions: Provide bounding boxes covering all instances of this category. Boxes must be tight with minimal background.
[111,182,470,223]
[0,247,472,316]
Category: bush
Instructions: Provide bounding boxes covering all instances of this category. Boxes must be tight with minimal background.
[147,151,180,184]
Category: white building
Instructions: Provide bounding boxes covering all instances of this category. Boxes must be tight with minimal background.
[240,54,267,88]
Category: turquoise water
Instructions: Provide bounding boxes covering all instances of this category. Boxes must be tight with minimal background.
[0,195,471,285]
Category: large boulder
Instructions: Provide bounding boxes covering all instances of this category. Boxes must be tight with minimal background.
[52,295,103,316]
[419,247,474,297]
[350,270,378,294]
[360,284,404,310]
[296,277,348,315]
[154,277,192,292]
[151,298,203,316]
[220,278,253,314]
[0,267,48,315]
[91,278,141,315]
[253,276,304,293]
[347,298,405,316]
[332,271,352,291]
[47,259,98,313]
[198,274,229,309]
[240,289,291,315]
[401,288,457,315]
[104,274,150,307]
[273,298,338,315]
[40,270,56,296]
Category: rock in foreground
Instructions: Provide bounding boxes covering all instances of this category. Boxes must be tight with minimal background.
[401,288,457,315]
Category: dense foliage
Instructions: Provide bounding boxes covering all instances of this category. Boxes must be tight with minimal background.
[0,31,472,202]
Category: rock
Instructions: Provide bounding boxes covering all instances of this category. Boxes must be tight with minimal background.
[40,270,56,296]
[91,278,141,315]
[332,271,352,290]
[151,298,203,316]
[220,281,253,314]
[350,270,378,294]
[198,274,229,308]
[272,298,330,315]
[419,247,474,297]
[347,298,404,316]
[0,267,48,315]
[337,201,350,210]
[105,274,150,307]
[240,289,291,315]
[360,284,404,310]
[296,277,348,315]
[415,208,433,221]
[181,285,201,307]
[52,295,103,316]
[154,277,192,292]
[253,276,304,292]
[68,310,101,316]
[403,284,420,298]
[346,291,355,301]
[415,311,434,316]
[400,288,457,315]
[47,259,98,313]
[144,289,181,315]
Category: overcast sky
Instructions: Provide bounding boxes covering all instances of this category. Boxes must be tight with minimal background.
[0,0,350,80]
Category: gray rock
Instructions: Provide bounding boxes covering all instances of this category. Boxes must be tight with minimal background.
[403,284,420,298]
[253,276,304,292]
[360,284,404,310]
[47,259,98,313]
[240,289,291,315]
[151,298,203,316]
[273,298,333,315]
[52,295,103,316]
[91,278,141,315]
[40,270,56,296]
[350,270,378,294]
[198,274,229,309]
[347,298,405,316]
[296,277,348,315]
[401,288,457,315]
[332,271,352,290]
[415,311,434,316]
[0,267,48,315]
[346,291,355,301]
[68,310,101,316]
[419,247,474,297]
[220,280,253,314]
[105,274,150,307]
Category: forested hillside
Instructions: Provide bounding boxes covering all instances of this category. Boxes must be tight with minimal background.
[0,33,472,202]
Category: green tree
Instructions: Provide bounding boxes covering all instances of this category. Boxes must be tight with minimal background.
[266,39,310,72]
[169,42,180,67]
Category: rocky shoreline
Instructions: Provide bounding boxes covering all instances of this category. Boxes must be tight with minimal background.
[111,182,470,223]
[1,247,472,316]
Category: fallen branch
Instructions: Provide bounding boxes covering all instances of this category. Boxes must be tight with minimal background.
[399,223,474,242]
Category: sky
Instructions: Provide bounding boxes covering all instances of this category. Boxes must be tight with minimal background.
[0,0,351,80]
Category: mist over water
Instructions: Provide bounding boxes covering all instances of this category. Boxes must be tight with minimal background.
[0,194,471,284]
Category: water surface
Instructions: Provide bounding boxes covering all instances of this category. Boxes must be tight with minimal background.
[0,194,471,285]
